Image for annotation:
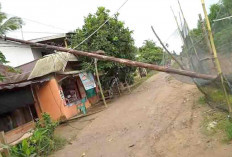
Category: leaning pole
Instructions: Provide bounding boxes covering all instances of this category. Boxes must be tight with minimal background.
[0,36,216,80]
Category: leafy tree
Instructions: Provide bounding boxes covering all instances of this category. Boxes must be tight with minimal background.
[137,40,164,64]
[71,7,136,89]
[184,0,232,56]
[0,3,23,79]
[208,4,221,25]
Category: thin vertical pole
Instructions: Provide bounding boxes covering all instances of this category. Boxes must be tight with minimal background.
[20,26,24,40]
[162,49,165,66]
[171,7,193,70]
[0,132,10,157]
[201,0,232,115]
[198,14,214,56]
[151,26,185,70]
[64,38,68,48]
[171,7,184,43]
[178,0,200,60]
[94,58,107,107]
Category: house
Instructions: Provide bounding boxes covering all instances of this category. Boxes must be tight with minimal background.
[0,35,100,144]
[0,33,70,67]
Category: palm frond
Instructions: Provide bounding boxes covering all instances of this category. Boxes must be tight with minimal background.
[0,16,23,34]
[0,3,7,24]
[0,12,7,23]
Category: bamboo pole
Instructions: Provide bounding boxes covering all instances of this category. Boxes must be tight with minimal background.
[201,0,232,115]
[198,14,214,56]
[198,14,216,69]
[94,58,107,107]
[0,132,10,157]
[0,36,216,80]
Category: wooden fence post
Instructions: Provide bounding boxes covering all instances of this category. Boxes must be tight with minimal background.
[0,131,10,157]
[94,58,107,107]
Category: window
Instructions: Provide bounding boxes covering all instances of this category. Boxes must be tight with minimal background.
[61,78,82,105]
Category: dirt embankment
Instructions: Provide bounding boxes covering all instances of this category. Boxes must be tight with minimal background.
[51,73,232,157]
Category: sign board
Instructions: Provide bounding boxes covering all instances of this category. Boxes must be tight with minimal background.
[79,72,96,90]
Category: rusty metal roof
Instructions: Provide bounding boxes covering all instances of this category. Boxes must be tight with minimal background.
[0,77,50,90]
[0,52,80,90]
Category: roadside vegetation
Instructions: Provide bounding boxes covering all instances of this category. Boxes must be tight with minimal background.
[136,40,164,65]
[71,7,137,89]
[10,113,66,157]
[70,7,165,90]
[199,96,232,143]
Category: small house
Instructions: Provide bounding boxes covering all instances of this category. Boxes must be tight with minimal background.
[0,38,100,144]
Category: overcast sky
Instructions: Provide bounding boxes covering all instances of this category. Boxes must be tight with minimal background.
[0,0,218,53]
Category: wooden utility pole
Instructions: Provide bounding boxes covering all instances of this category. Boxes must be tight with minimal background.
[201,0,232,115]
[0,36,216,80]
[64,38,68,48]
[94,58,107,107]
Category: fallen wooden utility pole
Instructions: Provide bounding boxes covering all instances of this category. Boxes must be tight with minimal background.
[0,36,216,80]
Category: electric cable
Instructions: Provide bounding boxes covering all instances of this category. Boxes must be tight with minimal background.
[72,0,130,49]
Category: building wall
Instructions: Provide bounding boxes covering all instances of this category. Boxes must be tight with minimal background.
[88,95,100,105]
[36,78,79,121]
[0,40,36,67]
[31,48,42,60]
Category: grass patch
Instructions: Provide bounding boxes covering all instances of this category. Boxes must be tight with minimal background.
[201,108,232,142]
[198,96,207,106]
[53,136,67,152]
[10,113,67,157]
[200,86,232,111]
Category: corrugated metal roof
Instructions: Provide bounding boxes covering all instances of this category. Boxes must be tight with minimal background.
[0,77,50,90]
[0,52,79,86]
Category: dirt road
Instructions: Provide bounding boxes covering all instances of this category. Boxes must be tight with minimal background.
[51,73,231,157]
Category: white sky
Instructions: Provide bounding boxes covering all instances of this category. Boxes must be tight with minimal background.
[0,0,218,53]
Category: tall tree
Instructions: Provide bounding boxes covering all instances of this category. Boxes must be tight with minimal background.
[185,0,232,55]
[137,40,164,64]
[71,7,136,89]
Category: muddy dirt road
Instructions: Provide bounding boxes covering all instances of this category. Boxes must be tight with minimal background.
[51,73,231,157]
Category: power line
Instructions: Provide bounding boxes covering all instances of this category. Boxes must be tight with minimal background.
[213,15,232,22]
[5,12,69,32]
[1,0,129,80]
[73,0,130,49]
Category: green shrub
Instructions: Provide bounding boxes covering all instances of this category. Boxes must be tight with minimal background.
[201,109,232,142]
[198,96,206,105]
[225,121,232,141]
[10,113,66,157]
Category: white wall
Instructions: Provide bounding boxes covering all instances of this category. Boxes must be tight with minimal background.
[0,40,35,67]
[31,48,42,60]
